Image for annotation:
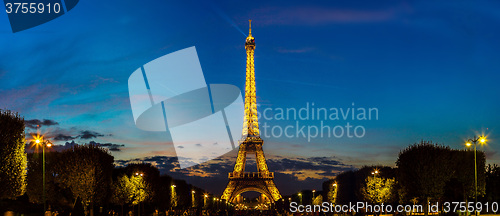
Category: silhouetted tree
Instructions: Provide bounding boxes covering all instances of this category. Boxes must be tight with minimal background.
[397,141,454,216]
[0,109,27,199]
[332,170,357,204]
[447,150,486,202]
[26,152,73,209]
[55,144,114,216]
[485,164,500,210]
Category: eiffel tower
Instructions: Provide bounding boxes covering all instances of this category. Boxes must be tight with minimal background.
[221,20,282,203]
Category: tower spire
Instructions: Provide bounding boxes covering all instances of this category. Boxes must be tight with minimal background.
[248,19,252,36]
[243,19,258,138]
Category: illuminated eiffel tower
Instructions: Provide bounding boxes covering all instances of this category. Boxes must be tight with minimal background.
[221,20,282,203]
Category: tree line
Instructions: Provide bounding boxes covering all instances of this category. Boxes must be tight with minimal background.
[0,109,218,215]
[323,141,500,215]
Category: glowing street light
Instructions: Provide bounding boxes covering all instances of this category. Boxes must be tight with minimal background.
[204,194,208,208]
[191,190,196,208]
[465,135,488,216]
[32,132,52,213]
[134,172,145,216]
[312,189,316,200]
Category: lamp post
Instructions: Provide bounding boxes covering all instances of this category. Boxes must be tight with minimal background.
[204,194,208,209]
[332,183,338,204]
[34,133,52,213]
[298,193,302,205]
[191,190,196,208]
[135,172,144,216]
[466,136,487,216]
[171,184,177,210]
[312,190,316,203]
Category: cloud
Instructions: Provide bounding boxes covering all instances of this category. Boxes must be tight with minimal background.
[53,134,77,141]
[26,140,126,153]
[114,153,354,195]
[78,130,106,139]
[24,119,59,129]
[89,141,125,151]
[45,129,110,141]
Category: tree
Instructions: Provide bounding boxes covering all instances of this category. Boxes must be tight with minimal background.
[485,164,500,210]
[26,152,72,207]
[123,163,159,203]
[111,175,134,209]
[111,174,149,215]
[362,176,395,204]
[0,109,27,199]
[447,150,486,202]
[55,144,114,216]
[323,180,337,204]
[397,141,454,216]
[312,195,323,205]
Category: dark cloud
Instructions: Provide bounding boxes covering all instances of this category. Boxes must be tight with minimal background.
[44,129,111,141]
[115,153,354,196]
[25,119,58,129]
[26,140,125,153]
[89,141,125,151]
[53,134,76,141]
[78,130,105,139]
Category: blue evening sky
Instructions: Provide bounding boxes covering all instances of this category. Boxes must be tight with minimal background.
[1,0,499,194]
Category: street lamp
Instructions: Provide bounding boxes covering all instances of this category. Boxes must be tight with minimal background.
[134,172,145,216]
[312,190,316,200]
[191,190,196,208]
[171,184,177,210]
[298,193,302,205]
[465,135,487,216]
[204,194,208,208]
[33,133,52,213]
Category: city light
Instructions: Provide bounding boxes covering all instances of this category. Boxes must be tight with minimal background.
[465,134,489,216]
[31,132,52,213]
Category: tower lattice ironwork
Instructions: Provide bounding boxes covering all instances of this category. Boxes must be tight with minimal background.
[221,20,282,203]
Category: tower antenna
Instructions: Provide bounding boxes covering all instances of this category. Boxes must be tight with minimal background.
[248,20,252,36]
